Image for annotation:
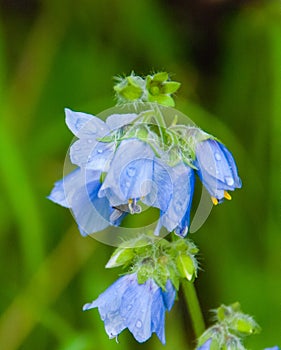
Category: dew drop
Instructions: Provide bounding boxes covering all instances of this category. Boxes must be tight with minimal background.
[127,167,136,177]
[136,320,142,328]
[225,176,234,186]
[214,152,222,161]
[126,181,130,187]
[97,149,103,154]
[127,304,133,311]
[87,139,93,144]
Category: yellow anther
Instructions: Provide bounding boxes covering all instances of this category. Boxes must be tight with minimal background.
[211,197,218,206]
[128,199,133,204]
[224,191,232,200]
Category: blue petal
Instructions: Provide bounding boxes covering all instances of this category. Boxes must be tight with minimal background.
[264,347,280,350]
[70,170,112,236]
[162,280,176,311]
[195,139,241,198]
[143,159,173,212]
[151,287,166,344]
[120,277,156,343]
[83,275,134,338]
[106,113,138,130]
[99,139,154,205]
[48,168,82,208]
[65,108,109,138]
[157,163,195,233]
[197,339,212,350]
[70,139,115,171]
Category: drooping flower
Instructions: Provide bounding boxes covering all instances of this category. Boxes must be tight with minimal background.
[48,109,138,235]
[194,138,242,205]
[83,273,176,344]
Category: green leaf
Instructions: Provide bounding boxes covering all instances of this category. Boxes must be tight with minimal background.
[176,254,195,281]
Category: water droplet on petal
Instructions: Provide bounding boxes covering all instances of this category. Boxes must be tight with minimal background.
[136,320,142,328]
[127,304,133,311]
[127,166,136,177]
[97,149,103,154]
[225,176,234,186]
[214,152,222,161]
[126,181,130,187]
[87,139,93,144]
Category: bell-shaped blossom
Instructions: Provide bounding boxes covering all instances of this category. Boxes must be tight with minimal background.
[194,139,241,205]
[83,273,176,344]
[48,109,139,235]
[48,168,126,236]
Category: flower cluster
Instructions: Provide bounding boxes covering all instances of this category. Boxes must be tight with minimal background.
[48,105,241,237]
[48,72,244,346]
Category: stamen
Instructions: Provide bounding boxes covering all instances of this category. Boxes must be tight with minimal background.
[211,197,218,205]
[224,191,232,200]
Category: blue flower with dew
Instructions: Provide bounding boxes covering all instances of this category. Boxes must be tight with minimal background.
[83,273,176,344]
[194,139,241,205]
[48,109,139,235]
[48,168,126,236]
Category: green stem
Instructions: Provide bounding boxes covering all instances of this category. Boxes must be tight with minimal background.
[182,280,205,339]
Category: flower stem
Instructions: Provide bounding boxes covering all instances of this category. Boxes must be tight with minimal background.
[181,280,205,339]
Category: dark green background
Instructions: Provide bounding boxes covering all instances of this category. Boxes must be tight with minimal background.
[0,0,280,349]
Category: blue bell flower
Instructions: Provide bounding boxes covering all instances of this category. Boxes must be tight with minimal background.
[83,273,176,344]
[194,139,241,205]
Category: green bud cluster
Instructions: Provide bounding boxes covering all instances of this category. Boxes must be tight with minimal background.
[105,235,199,291]
[196,303,261,349]
[114,72,181,107]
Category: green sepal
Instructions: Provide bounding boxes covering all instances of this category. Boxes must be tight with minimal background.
[105,247,134,268]
[151,72,169,82]
[148,94,175,107]
[231,315,261,335]
[162,81,181,94]
[114,75,144,102]
[176,254,196,281]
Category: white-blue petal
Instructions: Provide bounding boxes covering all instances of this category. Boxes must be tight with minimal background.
[48,168,82,208]
[70,171,111,236]
[106,113,138,130]
[120,278,156,343]
[197,339,212,350]
[65,108,109,138]
[99,139,154,204]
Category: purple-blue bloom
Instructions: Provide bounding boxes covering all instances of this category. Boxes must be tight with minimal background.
[264,347,280,350]
[194,139,241,205]
[83,273,176,344]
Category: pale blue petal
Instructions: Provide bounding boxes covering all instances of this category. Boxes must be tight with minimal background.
[143,160,173,212]
[48,168,82,208]
[151,288,166,344]
[65,108,109,138]
[70,171,111,236]
[264,347,280,350]
[162,280,176,311]
[83,275,134,338]
[158,163,194,233]
[195,139,242,199]
[99,139,154,204]
[197,339,212,350]
[106,113,138,130]
[120,278,156,343]
[70,139,115,171]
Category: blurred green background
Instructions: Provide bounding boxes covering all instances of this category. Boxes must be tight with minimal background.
[0,0,280,349]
